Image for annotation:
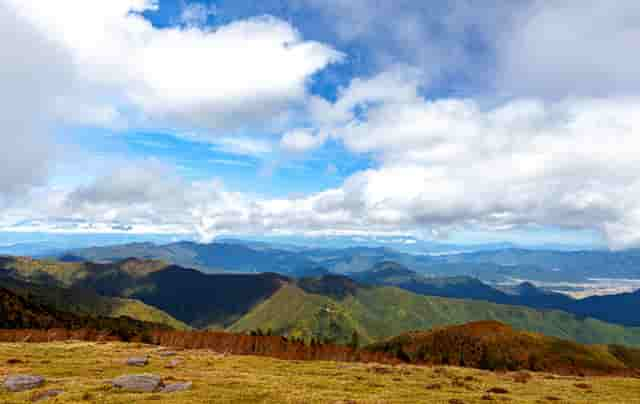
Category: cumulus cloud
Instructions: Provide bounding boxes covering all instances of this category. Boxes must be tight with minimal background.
[3,0,640,250]
[0,0,339,198]
[297,0,520,91]
[5,0,342,133]
[0,0,71,200]
[5,67,640,248]
[280,129,325,153]
[298,0,640,98]
[209,136,274,157]
[497,0,640,97]
[302,67,640,248]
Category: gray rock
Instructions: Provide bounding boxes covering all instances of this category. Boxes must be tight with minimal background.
[158,350,177,357]
[4,375,45,392]
[162,381,192,393]
[165,358,181,369]
[30,389,63,402]
[126,356,149,366]
[112,374,163,393]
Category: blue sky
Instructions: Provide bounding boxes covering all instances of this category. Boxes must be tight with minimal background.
[1,0,639,250]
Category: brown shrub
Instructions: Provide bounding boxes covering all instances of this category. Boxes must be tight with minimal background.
[512,371,532,384]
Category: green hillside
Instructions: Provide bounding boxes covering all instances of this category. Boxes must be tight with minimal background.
[0,258,188,330]
[6,255,640,350]
[230,282,640,347]
[366,321,640,374]
[0,256,285,329]
[0,287,176,337]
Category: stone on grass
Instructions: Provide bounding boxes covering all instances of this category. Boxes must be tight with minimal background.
[4,375,45,392]
[112,374,163,393]
[165,359,181,369]
[162,381,192,393]
[126,356,149,367]
[30,389,63,402]
[158,350,177,357]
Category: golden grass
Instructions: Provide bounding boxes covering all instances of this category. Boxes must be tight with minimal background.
[0,342,639,403]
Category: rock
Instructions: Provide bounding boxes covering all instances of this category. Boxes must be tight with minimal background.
[486,387,509,394]
[30,389,63,402]
[112,374,163,393]
[126,356,149,367]
[158,350,177,357]
[162,381,192,393]
[4,375,45,392]
[165,359,181,369]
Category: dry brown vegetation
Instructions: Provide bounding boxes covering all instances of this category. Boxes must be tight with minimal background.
[366,321,640,376]
[1,341,640,403]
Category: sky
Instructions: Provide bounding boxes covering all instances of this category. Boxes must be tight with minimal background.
[1,0,639,250]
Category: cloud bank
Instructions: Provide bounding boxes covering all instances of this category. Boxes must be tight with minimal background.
[2,0,640,249]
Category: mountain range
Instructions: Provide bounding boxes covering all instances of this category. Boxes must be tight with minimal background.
[4,255,640,349]
[59,241,640,283]
[351,261,640,327]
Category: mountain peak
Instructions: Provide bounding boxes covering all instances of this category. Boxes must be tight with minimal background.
[297,274,359,298]
[369,261,415,275]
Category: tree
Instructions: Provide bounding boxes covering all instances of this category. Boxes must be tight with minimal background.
[349,331,359,350]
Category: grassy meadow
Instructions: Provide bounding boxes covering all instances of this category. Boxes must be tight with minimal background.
[0,341,639,403]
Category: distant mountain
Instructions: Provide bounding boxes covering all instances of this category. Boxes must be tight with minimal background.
[291,266,332,278]
[301,246,435,273]
[350,261,508,302]
[351,261,640,328]
[438,248,640,281]
[568,290,640,327]
[64,240,640,283]
[366,321,640,375]
[229,275,640,347]
[0,242,65,257]
[63,241,316,274]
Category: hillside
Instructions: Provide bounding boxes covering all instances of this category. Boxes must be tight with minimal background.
[0,257,187,329]
[366,321,640,375]
[6,255,640,348]
[0,276,188,330]
[0,256,289,329]
[230,278,640,347]
[353,261,640,328]
[0,287,173,338]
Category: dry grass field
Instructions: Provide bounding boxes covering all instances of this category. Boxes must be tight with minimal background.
[0,341,639,403]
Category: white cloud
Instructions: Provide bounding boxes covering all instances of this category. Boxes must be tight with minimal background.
[0,0,72,200]
[209,136,274,157]
[208,159,255,168]
[5,0,342,132]
[496,1,640,97]
[297,0,518,91]
[4,0,640,251]
[306,68,640,248]
[298,0,640,99]
[280,129,325,153]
